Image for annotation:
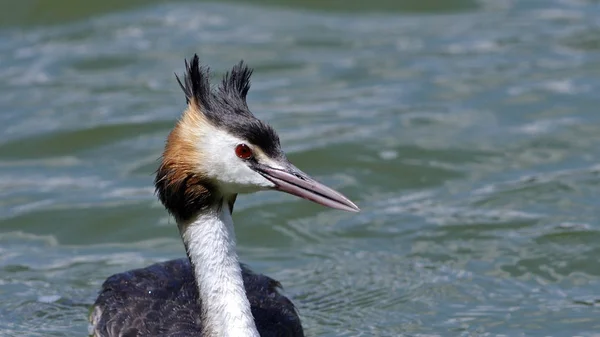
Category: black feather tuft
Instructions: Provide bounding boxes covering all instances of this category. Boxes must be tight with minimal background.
[219,61,253,105]
[174,55,283,159]
[175,54,212,109]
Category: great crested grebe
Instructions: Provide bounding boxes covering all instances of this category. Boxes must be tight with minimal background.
[89,55,359,337]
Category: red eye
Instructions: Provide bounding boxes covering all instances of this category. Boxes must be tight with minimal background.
[235,144,253,159]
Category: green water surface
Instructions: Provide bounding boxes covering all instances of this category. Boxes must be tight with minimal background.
[1,0,600,336]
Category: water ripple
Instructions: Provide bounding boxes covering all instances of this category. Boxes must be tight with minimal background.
[2,0,600,336]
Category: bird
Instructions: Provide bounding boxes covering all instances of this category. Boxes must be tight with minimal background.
[89,55,360,337]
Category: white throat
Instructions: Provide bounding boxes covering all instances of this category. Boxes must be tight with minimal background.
[181,200,259,337]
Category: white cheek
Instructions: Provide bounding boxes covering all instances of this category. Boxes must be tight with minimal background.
[217,154,275,193]
[198,128,275,193]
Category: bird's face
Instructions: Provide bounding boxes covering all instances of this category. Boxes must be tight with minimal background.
[156,55,359,215]
[171,108,359,213]
[191,116,279,195]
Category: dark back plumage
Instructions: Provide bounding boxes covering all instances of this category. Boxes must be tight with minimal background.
[91,259,304,337]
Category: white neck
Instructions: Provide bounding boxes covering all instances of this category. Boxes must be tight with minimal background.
[180,200,259,337]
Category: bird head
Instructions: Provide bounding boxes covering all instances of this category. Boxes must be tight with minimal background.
[155,55,359,221]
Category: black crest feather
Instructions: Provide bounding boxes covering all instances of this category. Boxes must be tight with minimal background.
[175,54,212,109]
[174,55,282,159]
[219,61,253,105]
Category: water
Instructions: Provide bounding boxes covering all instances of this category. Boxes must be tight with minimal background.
[1,0,600,335]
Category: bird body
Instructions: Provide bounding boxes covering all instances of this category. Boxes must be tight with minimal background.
[90,55,359,337]
[91,258,303,337]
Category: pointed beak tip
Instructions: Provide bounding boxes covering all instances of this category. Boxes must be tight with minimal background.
[346,202,361,213]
